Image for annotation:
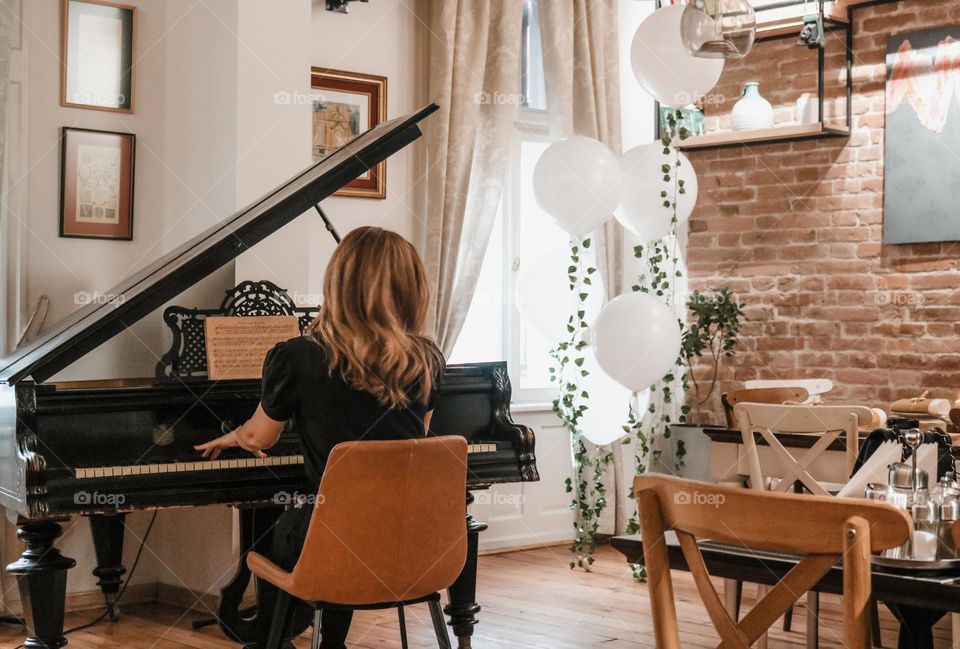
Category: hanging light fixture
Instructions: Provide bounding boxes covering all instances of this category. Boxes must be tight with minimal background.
[681,0,757,60]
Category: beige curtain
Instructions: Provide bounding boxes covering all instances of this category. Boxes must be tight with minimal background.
[416,0,523,355]
[0,0,12,612]
[538,0,627,534]
[539,0,623,299]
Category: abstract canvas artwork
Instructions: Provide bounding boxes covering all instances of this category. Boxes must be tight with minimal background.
[884,26,960,244]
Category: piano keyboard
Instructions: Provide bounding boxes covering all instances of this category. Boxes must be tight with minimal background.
[74,443,498,479]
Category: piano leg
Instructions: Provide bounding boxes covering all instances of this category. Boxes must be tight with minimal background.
[217,506,283,644]
[89,513,127,621]
[6,520,77,649]
[445,492,488,649]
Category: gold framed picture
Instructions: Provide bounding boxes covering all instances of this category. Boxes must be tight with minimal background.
[310,67,387,199]
[61,0,137,113]
[59,127,136,240]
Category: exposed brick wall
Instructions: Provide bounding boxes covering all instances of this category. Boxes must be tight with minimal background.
[685,0,960,424]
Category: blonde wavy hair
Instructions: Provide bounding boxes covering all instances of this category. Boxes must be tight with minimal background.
[307,226,443,408]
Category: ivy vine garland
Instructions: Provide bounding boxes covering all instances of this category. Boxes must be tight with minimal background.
[556,109,693,574]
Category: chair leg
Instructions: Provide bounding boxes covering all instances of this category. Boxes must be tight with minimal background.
[756,585,769,649]
[784,603,794,632]
[264,591,294,649]
[723,578,744,620]
[311,608,323,649]
[871,599,882,648]
[398,603,409,649]
[807,591,820,649]
[429,599,452,649]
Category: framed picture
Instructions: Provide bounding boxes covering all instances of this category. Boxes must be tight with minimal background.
[61,0,137,112]
[59,127,136,240]
[310,67,387,198]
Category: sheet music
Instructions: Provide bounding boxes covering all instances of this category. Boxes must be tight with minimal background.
[204,316,300,380]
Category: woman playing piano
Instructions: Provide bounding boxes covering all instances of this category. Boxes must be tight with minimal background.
[195,226,445,649]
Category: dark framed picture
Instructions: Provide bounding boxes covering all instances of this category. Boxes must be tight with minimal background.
[310,67,387,198]
[61,0,137,112]
[59,127,136,240]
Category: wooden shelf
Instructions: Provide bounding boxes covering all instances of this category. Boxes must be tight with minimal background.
[754,1,849,41]
[756,15,849,41]
[676,123,851,151]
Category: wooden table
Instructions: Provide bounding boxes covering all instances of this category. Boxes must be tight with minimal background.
[612,535,960,649]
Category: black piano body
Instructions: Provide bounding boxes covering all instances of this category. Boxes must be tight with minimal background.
[0,105,538,649]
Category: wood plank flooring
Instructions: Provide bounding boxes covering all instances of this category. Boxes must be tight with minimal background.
[0,544,954,648]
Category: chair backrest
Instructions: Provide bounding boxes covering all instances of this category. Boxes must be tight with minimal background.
[735,402,872,495]
[744,378,834,403]
[287,436,468,604]
[721,386,809,428]
[634,474,911,649]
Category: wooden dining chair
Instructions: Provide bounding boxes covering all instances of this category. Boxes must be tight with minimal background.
[734,402,872,496]
[721,386,809,429]
[744,378,834,404]
[735,402,875,648]
[247,437,468,649]
[634,474,911,649]
[719,388,809,640]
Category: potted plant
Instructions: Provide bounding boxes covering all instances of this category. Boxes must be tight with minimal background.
[682,287,744,423]
[667,288,743,481]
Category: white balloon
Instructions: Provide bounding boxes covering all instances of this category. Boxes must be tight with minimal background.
[616,143,699,242]
[630,5,724,108]
[515,246,605,343]
[579,353,631,445]
[593,292,682,392]
[581,326,594,346]
[532,136,623,238]
[578,350,651,446]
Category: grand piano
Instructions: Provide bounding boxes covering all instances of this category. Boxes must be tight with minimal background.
[0,104,538,649]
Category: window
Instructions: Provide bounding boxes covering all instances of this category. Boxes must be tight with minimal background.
[520,0,546,111]
[449,1,563,403]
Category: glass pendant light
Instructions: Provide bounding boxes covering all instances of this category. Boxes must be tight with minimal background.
[681,0,757,60]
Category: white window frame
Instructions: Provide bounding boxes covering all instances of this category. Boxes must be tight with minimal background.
[500,107,557,405]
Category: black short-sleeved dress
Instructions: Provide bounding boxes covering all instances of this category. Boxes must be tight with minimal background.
[260,334,440,491]
[255,335,442,649]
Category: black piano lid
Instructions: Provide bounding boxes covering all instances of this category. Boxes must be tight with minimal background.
[0,104,439,385]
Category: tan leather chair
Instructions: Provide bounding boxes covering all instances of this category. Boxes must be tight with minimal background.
[248,436,468,649]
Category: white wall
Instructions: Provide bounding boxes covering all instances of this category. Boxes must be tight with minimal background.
[235,0,423,303]
[469,409,575,551]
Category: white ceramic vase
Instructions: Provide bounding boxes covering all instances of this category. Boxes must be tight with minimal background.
[731,81,773,131]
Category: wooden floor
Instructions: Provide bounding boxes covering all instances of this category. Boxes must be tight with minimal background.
[0,544,954,648]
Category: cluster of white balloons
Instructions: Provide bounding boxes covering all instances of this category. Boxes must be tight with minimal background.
[531,139,699,249]
[515,5,725,445]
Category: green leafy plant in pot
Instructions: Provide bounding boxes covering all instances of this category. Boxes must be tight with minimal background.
[681,288,743,425]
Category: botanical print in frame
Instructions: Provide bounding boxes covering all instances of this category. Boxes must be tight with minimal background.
[60,127,135,240]
[61,0,137,112]
[884,25,960,244]
[311,67,387,198]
